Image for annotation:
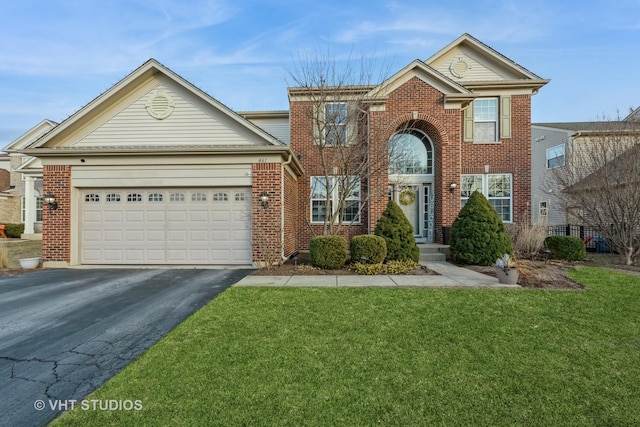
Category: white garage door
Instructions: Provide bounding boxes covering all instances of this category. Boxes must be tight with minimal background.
[80,188,252,265]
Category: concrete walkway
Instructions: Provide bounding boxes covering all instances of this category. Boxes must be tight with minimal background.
[234,261,520,288]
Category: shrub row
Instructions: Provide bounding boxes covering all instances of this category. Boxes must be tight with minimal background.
[309,201,420,270]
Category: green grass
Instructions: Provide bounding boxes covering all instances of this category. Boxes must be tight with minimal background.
[52,267,640,426]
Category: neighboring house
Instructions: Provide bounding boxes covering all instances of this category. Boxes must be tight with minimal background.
[14,34,548,268]
[1,120,57,237]
[532,119,639,225]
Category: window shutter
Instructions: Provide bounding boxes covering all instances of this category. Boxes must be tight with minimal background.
[312,103,325,145]
[463,102,474,142]
[500,96,511,139]
[347,103,359,145]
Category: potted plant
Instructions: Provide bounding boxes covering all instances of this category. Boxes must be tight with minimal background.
[495,253,519,285]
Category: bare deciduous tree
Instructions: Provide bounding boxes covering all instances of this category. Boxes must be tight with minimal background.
[287,51,409,235]
[548,116,640,265]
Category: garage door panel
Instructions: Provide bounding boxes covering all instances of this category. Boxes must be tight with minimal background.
[83,211,102,222]
[147,250,166,262]
[104,230,123,241]
[147,230,165,241]
[81,188,251,265]
[146,211,165,222]
[103,250,123,262]
[104,211,123,222]
[125,230,145,241]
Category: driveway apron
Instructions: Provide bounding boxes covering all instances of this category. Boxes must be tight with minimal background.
[0,268,249,427]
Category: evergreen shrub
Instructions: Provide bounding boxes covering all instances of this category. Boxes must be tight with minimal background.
[449,191,512,266]
[5,223,24,238]
[350,235,387,264]
[309,235,348,269]
[544,236,586,261]
[374,201,419,262]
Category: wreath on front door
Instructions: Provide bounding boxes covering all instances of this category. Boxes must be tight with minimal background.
[399,189,416,206]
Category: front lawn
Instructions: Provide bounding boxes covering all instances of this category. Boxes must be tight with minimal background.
[53,267,640,426]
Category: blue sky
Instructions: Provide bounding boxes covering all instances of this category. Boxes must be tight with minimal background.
[1,0,639,146]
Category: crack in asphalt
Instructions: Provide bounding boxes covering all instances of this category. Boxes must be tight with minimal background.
[0,268,248,427]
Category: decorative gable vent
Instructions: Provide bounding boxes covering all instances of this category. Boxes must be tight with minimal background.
[145,89,175,119]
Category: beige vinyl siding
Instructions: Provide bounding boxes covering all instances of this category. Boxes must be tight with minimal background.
[247,117,290,145]
[72,165,252,188]
[430,46,522,82]
[76,83,264,147]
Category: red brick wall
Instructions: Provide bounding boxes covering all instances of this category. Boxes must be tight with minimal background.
[290,77,533,246]
[42,165,71,263]
[460,94,531,224]
[365,78,462,242]
[283,170,298,257]
[289,101,368,249]
[252,163,283,264]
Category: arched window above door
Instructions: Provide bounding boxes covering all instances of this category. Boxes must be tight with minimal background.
[389,130,433,175]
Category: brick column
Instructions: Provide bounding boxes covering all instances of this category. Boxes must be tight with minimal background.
[252,163,282,266]
[42,165,71,264]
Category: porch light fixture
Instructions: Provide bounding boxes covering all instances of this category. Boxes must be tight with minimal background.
[44,193,58,210]
[259,191,269,208]
[449,181,458,193]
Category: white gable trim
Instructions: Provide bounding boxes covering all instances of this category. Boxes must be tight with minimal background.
[28,60,285,149]
[3,119,57,151]
[426,33,548,83]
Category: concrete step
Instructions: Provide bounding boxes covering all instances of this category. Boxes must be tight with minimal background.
[417,244,448,262]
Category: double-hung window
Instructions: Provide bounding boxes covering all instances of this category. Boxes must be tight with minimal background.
[473,98,499,142]
[324,103,348,146]
[311,176,361,223]
[546,144,565,168]
[461,173,513,222]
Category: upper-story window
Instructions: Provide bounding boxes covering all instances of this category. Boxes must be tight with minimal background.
[546,144,565,168]
[324,102,348,146]
[474,98,499,142]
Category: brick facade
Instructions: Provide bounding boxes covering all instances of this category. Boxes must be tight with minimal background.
[41,165,71,262]
[290,79,535,249]
[252,163,284,265]
[28,37,544,267]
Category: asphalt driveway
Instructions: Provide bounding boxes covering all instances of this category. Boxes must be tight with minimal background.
[0,268,250,427]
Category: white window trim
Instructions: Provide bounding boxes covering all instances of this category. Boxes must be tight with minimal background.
[324,102,348,146]
[461,173,513,222]
[310,175,361,224]
[539,200,548,217]
[546,143,565,169]
[473,98,499,143]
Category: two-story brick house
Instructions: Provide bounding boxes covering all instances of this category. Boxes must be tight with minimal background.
[15,34,547,268]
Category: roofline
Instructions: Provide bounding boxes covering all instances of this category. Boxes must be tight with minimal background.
[30,59,286,149]
[2,119,58,151]
[12,145,304,176]
[425,33,546,81]
[239,110,290,119]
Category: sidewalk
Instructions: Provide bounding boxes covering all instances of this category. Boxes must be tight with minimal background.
[234,261,520,288]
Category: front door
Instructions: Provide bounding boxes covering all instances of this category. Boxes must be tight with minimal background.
[391,184,434,243]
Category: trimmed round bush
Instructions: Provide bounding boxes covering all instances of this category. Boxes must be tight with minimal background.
[374,201,419,262]
[350,235,387,264]
[449,191,512,266]
[544,236,586,261]
[309,235,348,269]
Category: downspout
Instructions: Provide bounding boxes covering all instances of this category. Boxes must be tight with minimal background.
[366,109,372,235]
[281,154,293,261]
